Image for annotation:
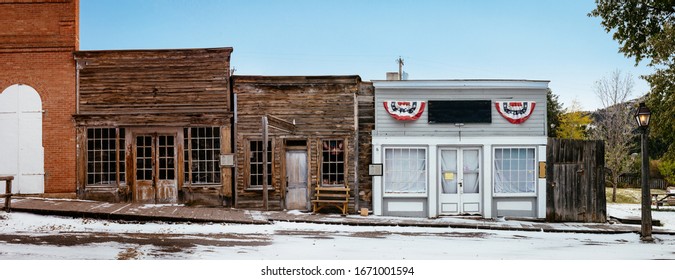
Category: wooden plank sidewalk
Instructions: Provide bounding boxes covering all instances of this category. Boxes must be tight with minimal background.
[2,197,674,235]
[5,198,269,224]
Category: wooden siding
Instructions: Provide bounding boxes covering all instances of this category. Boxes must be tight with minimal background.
[546,138,606,223]
[74,48,232,117]
[233,76,361,211]
[74,48,233,205]
[357,81,374,209]
[374,87,547,137]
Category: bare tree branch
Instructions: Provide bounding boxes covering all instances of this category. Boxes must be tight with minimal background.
[591,70,636,202]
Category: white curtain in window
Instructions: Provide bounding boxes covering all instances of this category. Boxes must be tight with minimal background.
[440,150,457,194]
[385,148,426,194]
[463,149,480,194]
[494,148,535,194]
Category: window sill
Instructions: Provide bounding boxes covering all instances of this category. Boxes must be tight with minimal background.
[184,184,221,189]
[383,192,428,198]
[245,187,276,192]
[85,184,125,187]
[492,192,537,198]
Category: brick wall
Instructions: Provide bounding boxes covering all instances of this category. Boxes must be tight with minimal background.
[0,0,79,194]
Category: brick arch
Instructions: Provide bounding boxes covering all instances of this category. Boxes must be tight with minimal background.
[0,78,49,105]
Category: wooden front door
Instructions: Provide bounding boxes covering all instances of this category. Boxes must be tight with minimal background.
[285,150,308,210]
[438,148,482,215]
[134,133,178,203]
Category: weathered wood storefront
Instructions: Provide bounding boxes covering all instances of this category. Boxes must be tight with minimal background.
[232,76,370,212]
[73,48,233,205]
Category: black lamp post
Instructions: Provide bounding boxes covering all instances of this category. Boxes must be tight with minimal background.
[634,102,653,242]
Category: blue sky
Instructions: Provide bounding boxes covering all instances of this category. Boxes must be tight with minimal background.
[80,0,652,111]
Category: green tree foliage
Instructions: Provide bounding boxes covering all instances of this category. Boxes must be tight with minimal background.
[645,69,675,160]
[590,0,675,160]
[546,89,563,138]
[556,100,591,139]
[657,159,675,185]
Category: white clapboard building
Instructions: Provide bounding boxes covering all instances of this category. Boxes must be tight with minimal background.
[371,79,549,219]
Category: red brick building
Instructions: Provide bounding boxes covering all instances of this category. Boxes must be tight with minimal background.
[0,0,79,195]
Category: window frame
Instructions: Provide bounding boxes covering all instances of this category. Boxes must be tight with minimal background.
[320,139,347,187]
[245,139,273,191]
[492,146,538,197]
[183,127,222,186]
[382,146,428,197]
[85,127,126,187]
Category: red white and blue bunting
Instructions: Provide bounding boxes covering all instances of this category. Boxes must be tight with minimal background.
[383,101,426,121]
[495,101,536,124]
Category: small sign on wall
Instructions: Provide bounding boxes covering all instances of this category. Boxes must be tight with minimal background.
[539,162,546,178]
[220,154,235,167]
[369,164,383,176]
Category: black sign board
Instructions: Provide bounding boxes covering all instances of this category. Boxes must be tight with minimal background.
[428,100,492,124]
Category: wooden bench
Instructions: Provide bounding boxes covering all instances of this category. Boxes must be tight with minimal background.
[0,175,14,212]
[311,186,350,215]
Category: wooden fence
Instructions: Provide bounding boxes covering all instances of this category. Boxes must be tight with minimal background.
[546,138,606,223]
[618,176,669,189]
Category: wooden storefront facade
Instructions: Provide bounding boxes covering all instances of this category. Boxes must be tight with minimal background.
[73,48,234,206]
[232,76,371,212]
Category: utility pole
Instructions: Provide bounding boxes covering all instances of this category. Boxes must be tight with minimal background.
[396,56,404,80]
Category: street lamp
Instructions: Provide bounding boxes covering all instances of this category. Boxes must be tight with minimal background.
[634,102,653,242]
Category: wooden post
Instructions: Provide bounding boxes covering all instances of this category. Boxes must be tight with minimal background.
[262,116,269,210]
[5,179,11,212]
[2,176,13,213]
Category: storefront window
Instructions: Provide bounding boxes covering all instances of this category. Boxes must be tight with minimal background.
[322,140,345,185]
[384,147,427,194]
[494,147,536,193]
[86,128,125,185]
[183,127,221,184]
[249,140,272,188]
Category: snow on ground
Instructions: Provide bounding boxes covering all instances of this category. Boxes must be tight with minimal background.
[0,203,673,261]
[608,203,675,229]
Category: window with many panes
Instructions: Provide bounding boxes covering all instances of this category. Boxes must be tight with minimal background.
[384,147,426,194]
[322,140,345,185]
[183,127,221,184]
[493,147,536,194]
[87,128,125,185]
[248,140,272,189]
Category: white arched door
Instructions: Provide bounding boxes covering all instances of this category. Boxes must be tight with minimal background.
[0,84,45,194]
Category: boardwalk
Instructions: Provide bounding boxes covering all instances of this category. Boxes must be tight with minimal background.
[2,197,674,235]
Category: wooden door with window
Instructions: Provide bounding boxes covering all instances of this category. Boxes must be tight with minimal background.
[438,147,482,215]
[133,133,178,203]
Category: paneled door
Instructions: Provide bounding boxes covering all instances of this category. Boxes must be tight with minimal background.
[134,134,178,203]
[285,150,308,210]
[438,148,482,215]
[0,85,44,194]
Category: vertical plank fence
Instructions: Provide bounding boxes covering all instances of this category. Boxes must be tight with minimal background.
[546,139,606,223]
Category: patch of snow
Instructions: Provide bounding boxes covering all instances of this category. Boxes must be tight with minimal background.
[137,204,184,209]
[0,203,673,262]
[285,210,307,216]
[608,203,675,229]
[245,210,267,222]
